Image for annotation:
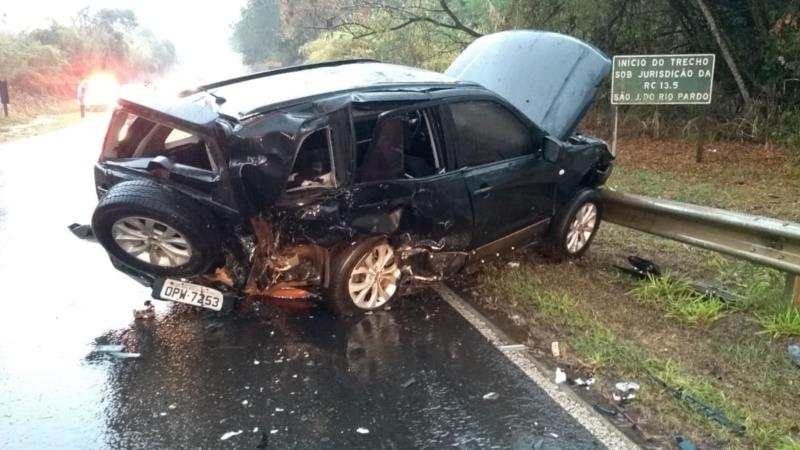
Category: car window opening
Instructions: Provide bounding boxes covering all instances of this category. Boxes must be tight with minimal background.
[103,111,217,172]
[355,109,439,182]
[287,128,335,191]
[450,101,537,167]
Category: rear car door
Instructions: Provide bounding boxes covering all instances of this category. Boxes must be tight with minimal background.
[443,99,555,247]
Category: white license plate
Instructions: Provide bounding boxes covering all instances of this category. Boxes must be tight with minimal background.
[159,279,223,311]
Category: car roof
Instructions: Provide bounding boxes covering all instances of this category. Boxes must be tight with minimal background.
[189,61,462,119]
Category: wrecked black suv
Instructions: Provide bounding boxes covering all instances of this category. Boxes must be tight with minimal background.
[90,31,614,315]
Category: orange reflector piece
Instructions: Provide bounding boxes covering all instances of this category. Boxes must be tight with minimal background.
[263,287,313,300]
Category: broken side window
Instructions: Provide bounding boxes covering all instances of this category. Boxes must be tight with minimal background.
[102,110,217,172]
[449,101,535,167]
[355,108,440,182]
[286,128,335,191]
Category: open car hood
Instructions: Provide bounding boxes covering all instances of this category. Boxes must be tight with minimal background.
[446,30,611,140]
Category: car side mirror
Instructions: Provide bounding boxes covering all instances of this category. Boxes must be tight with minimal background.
[542,136,565,163]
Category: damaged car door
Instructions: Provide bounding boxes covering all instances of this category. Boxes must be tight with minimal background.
[348,103,473,260]
[444,99,555,248]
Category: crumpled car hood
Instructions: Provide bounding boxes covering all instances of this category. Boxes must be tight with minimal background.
[446,30,611,140]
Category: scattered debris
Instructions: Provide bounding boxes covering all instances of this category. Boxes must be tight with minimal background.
[108,352,141,359]
[133,300,155,320]
[68,223,94,240]
[499,343,526,351]
[551,341,561,358]
[254,360,261,365]
[270,429,279,434]
[593,403,618,417]
[482,392,499,400]
[93,345,124,353]
[401,378,417,389]
[676,436,698,450]
[356,427,370,434]
[507,261,520,268]
[614,256,662,279]
[555,368,567,384]
[613,381,640,403]
[168,404,177,410]
[549,433,559,438]
[788,344,800,368]
[648,370,746,435]
[242,400,249,406]
[253,427,259,433]
[220,430,243,441]
[574,377,596,388]
[275,407,284,412]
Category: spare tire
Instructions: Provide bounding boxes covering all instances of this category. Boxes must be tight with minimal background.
[92,180,222,277]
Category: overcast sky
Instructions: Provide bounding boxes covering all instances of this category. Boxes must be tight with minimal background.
[1,0,249,83]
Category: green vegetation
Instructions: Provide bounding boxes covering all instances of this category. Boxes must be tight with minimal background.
[478,263,800,448]
[232,0,800,147]
[0,8,175,102]
[632,274,727,325]
[757,307,800,338]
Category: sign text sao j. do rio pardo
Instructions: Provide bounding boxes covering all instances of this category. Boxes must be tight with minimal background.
[611,54,715,105]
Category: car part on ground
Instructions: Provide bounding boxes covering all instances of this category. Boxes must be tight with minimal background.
[88,31,615,315]
[647,370,746,435]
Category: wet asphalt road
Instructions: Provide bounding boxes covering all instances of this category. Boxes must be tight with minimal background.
[0,118,605,449]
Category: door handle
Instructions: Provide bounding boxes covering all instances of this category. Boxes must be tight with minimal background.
[473,183,493,196]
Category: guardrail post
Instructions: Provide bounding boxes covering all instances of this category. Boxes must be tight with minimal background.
[785,273,800,310]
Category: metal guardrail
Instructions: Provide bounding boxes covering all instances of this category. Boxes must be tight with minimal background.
[600,189,800,308]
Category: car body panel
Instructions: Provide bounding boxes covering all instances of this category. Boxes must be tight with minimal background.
[446,30,612,140]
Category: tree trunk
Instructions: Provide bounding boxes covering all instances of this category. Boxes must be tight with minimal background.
[693,0,752,108]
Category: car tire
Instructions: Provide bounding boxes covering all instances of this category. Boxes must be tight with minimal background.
[543,188,602,260]
[92,180,222,277]
[327,238,402,316]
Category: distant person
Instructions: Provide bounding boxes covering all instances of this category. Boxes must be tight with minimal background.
[77,79,88,118]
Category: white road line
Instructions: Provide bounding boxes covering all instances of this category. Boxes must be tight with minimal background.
[433,282,639,450]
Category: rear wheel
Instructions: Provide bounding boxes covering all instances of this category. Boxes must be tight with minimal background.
[327,239,402,316]
[92,180,222,277]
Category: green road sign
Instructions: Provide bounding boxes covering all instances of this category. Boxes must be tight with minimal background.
[611,54,715,105]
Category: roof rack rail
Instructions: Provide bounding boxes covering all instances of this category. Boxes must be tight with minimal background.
[179,59,379,97]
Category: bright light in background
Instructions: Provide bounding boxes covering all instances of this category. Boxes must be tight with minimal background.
[1,0,249,86]
[83,72,120,108]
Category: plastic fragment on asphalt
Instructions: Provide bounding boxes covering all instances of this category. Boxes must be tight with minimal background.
[551,341,561,357]
[356,427,369,434]
[108,352,141,359]
[168,404,176,410]
[789,344,800,367]
[482,392,499,400]
[254,360,260,365]
[93,345,124,353]
[401,378,417,388]
[220,430,243,441]
[270,429,278,434]
[555,368,567,384]
[549,433,559,438]
[159,412,167,416]
[275,407,284,412]
[499,344,525,350]
[242,400,249,406]
[253,427,259,433]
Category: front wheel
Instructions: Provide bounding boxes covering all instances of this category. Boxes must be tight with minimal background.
[543,189,602,260]
[327,239,402,316]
